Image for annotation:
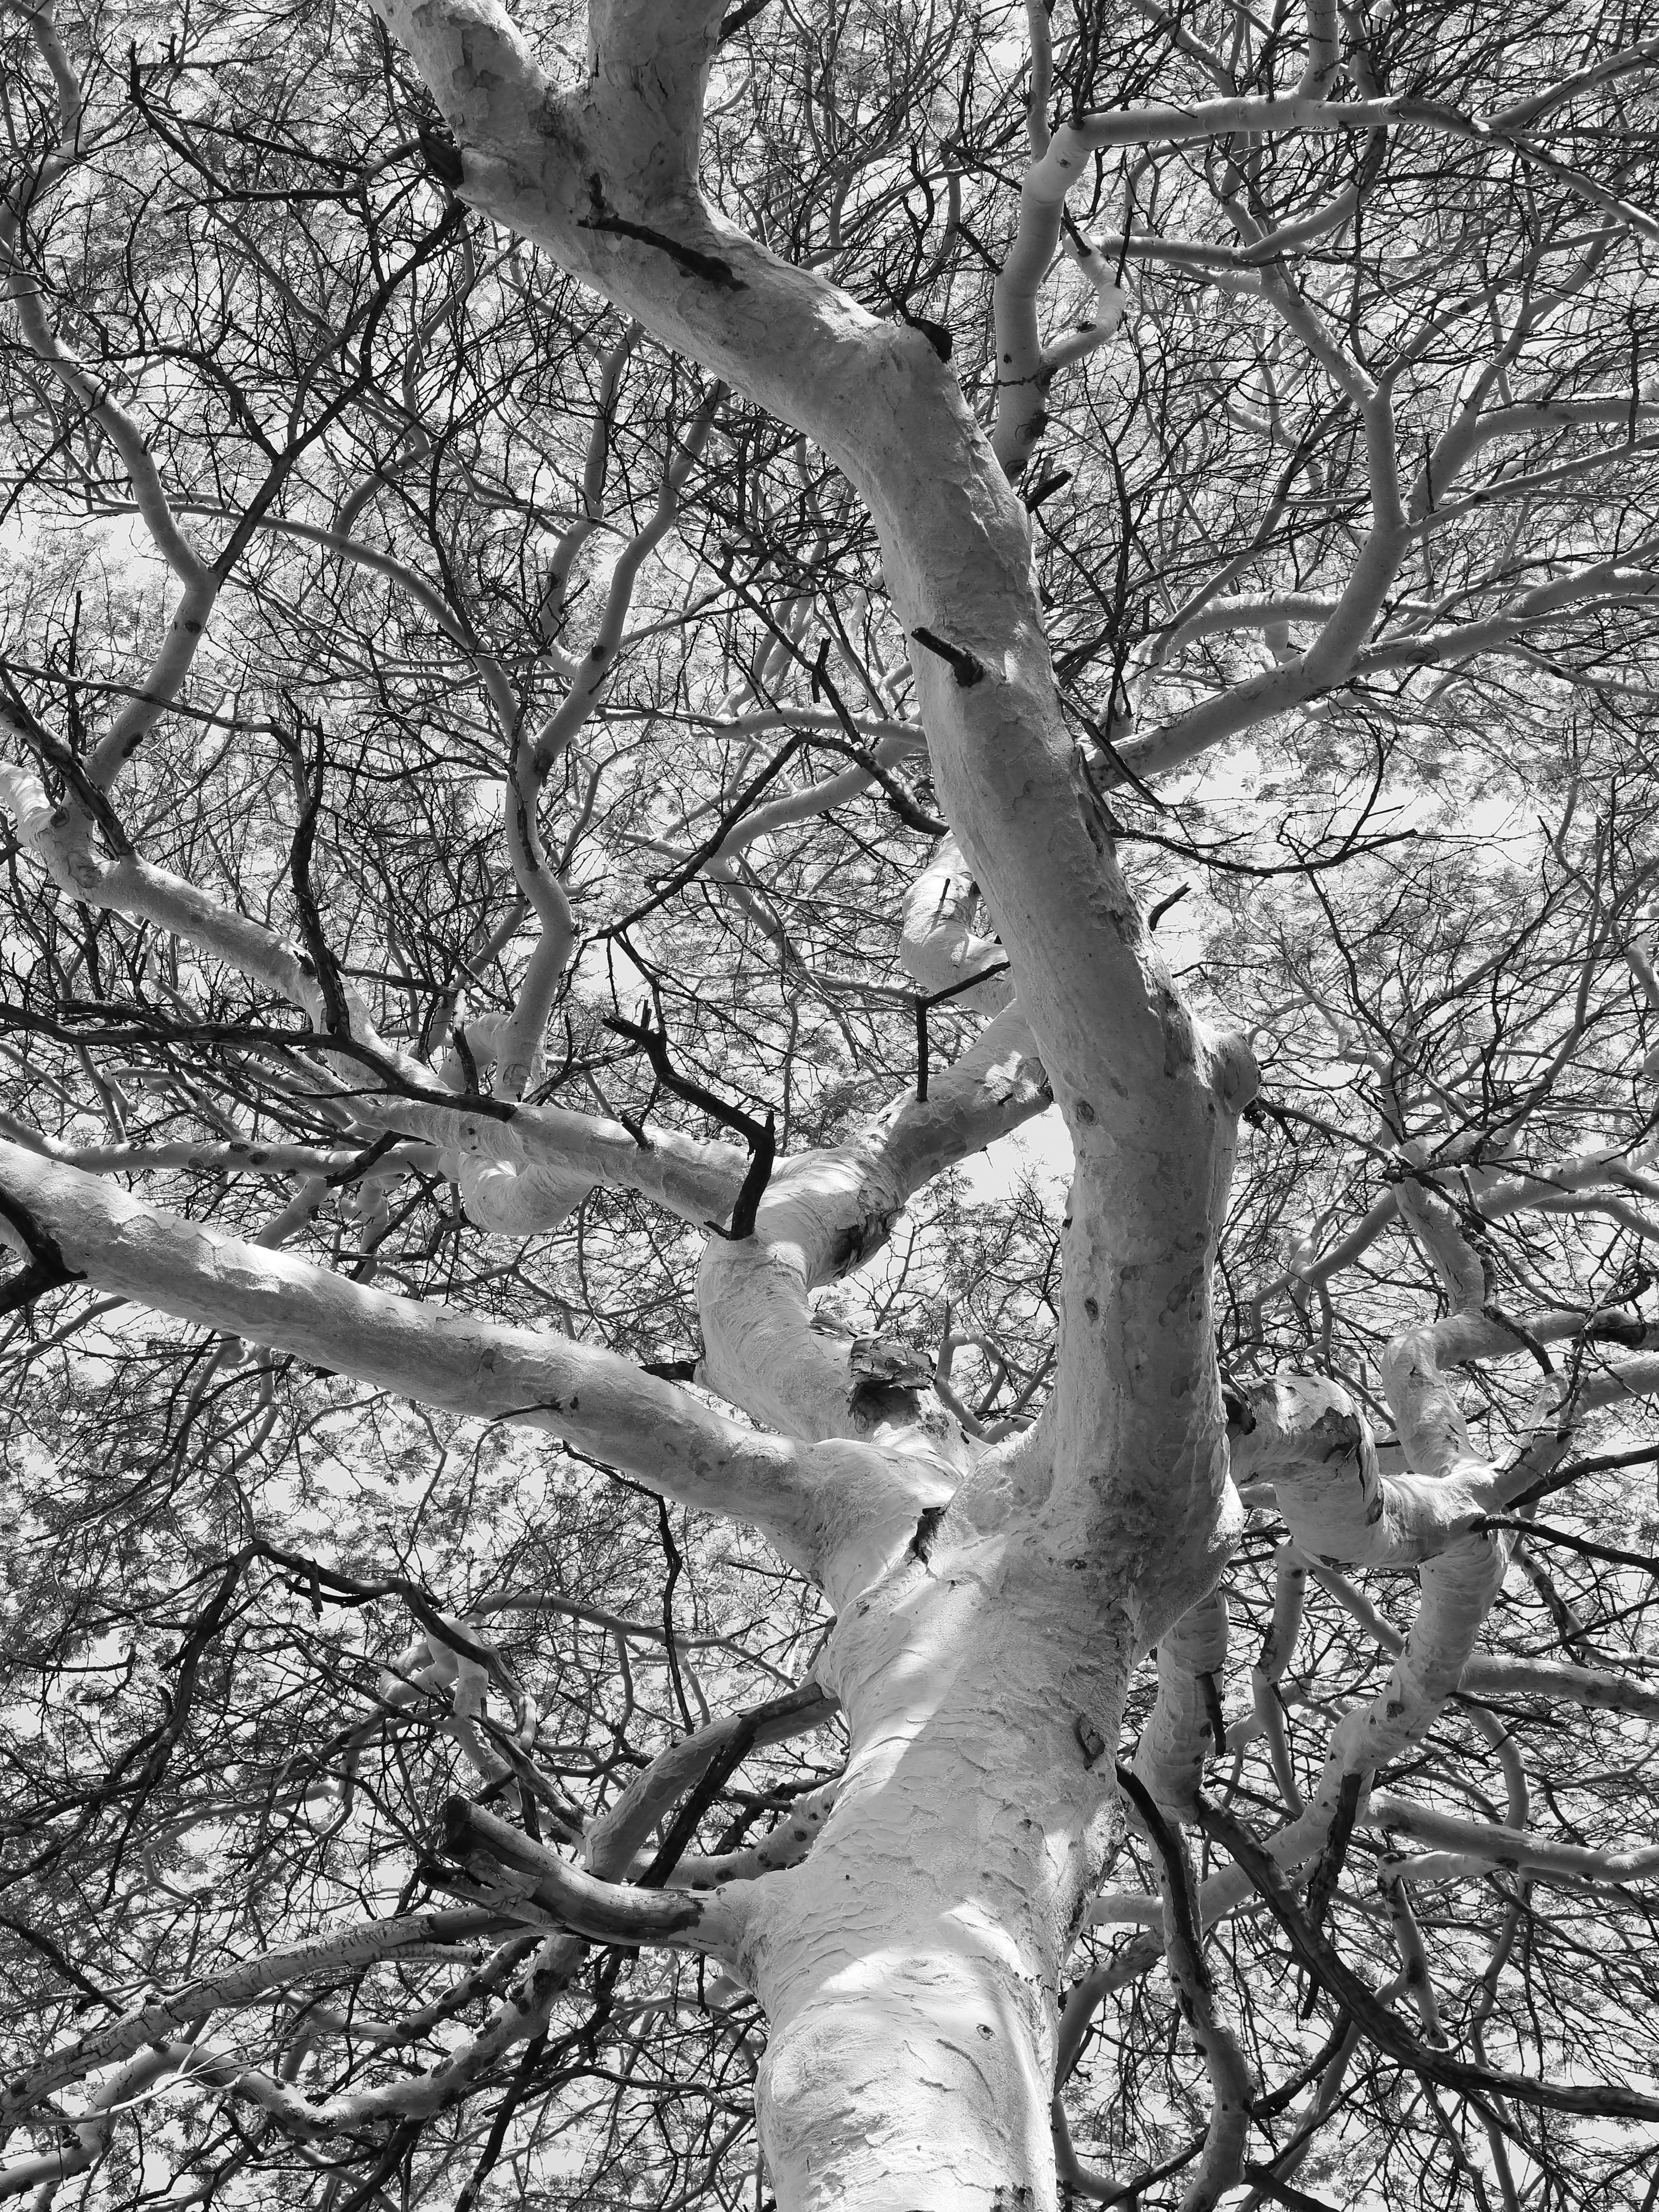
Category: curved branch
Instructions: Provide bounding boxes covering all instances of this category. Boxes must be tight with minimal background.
[0,1911,503,2126]
[1197,1796,1659,2121]
[0,1137,814,1545]
[438,1798,744,1952]
[1364,1793,1659,1887]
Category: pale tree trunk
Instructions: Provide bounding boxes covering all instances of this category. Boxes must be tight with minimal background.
[745,1556,1127,2212]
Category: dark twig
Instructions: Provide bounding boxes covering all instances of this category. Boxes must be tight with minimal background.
[1472,1516,1659,1578]
[1303,1770,1363,1938]
[726,1111,776,1241]
[1116,1765,1253,2203]
[1115,1765,1206,1980]
[1195,1795,1659,2121]
[605,735,808,937]
[603,1012,775,1239]
[1500,1440,1659,1514]
[0,1185,86,1318]
[602,1012,766,1148]
[1299,1768,1363,2016]
[0,683,133,857]
[910,625,985,687]
[912,959,1013,1100]
[322,1130,404,1190]
[1242,2167,1343,2212]
[11,997,516,1122]
[280,721,352,1039]
[640,1679,835,1885]
[449,1023,482,1097]
[579,176,743,289]
[809,640,946,834]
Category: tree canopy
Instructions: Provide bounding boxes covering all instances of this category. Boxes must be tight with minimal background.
[3,0,1659,2206]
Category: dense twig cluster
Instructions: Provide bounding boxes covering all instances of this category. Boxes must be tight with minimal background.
[3,0,1659,2204]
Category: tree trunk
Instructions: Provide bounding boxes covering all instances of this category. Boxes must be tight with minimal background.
[739,1525,1131,2211]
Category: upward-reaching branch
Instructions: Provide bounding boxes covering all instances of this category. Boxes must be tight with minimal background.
[373,0,1255,1582]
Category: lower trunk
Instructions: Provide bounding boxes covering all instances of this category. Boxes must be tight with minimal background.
[756,1921,1059,2211]
[737,1532,1132,2210]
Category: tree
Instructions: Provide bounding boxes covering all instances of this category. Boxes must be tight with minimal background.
[3,0,1659,2203]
